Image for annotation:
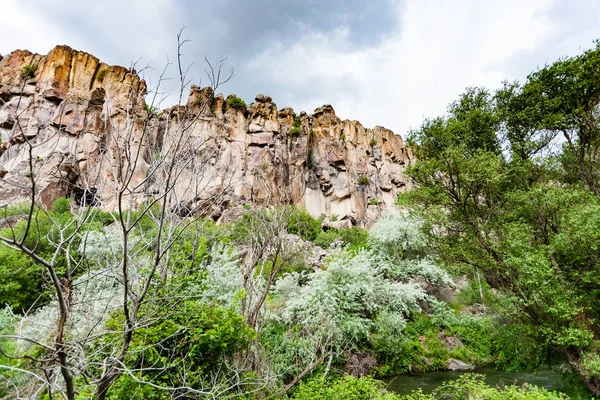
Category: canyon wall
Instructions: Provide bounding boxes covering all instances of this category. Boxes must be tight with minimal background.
[0,45,412,226]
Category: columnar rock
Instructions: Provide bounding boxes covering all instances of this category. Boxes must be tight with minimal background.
[0,45,412,225]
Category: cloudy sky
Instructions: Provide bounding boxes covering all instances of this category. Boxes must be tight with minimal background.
[2,0,600,136]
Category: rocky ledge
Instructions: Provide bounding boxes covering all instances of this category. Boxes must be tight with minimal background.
[0,45,412,225]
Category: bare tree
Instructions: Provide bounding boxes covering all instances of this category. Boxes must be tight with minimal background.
[227,164,342,391]
[0,30,256,399]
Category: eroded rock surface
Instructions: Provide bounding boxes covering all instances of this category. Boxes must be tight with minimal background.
[0,45,413,225]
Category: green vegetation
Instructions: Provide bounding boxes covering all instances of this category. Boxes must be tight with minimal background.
[227,95,247,110]
[411,374,568,400]
[370,138,377,147]
[289,115,302,136]
[313,229,340,248]
[0,198,588,397]
[0,205,458,397]
[289,374,567,400]
[96,68,107,82]
[144,102,160,115]
[357,175,370,185]
[313,225,369,250]
[290,375,398,400]
[374,301,494,376]
[401,41,600,395]
[283,206,323,241]
[0,198,106,312]
[20,63,37,79]
[106,302,255,397]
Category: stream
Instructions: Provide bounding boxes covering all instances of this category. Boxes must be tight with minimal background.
[383,366,567,395]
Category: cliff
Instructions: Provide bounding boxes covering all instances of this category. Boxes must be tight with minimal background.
[0,45,412,226]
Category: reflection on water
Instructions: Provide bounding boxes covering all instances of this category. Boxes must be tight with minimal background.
[383,366,566,395]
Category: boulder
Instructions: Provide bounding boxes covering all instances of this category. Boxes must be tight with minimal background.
[446,359,474,371]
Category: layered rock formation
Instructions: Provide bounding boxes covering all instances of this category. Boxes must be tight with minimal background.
[0,45,412,225]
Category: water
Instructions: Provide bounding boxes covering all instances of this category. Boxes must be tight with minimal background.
[383,366,567,395]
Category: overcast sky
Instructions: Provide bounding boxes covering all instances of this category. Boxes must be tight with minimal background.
[2,0,600,136]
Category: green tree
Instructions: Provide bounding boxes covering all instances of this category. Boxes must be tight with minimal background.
[403,42,600,395]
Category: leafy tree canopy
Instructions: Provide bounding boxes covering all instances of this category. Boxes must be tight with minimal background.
[402,41,600,395]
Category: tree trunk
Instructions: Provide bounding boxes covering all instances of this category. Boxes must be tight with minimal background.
[277,353,330,396]
[95,373,117,400]
[566,350,600,396]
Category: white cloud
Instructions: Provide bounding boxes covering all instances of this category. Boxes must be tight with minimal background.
[3,0,600,137]
[0,0,72,54]
[248,0,600,136]
[1,0,176,68]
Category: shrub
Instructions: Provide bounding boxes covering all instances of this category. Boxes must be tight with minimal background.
[492,322,548,371]
[96,210,118,226]
[227,96,247,110]
[286,207,323,242]
[357,176,370,186]
[274,249,427,347]
[21,64,38,80]
[340,227,369,249]
[370,138,377,147]
[0,206,108,312]
[107,302,255,396]
[289,115,302,136]
[314,229,340,248]
[369,198,379,205]
[260,322,326,384]
[232,209,272,243]
[0,248,47,312]
[0,309,25,397]
[456,278,496,306]
[52,197,71,214]
[96,68,106,82]
[314,227,368,250]
[581,351,600,379]
[291,375,399,400]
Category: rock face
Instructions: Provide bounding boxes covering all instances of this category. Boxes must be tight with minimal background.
[0,45,412,225]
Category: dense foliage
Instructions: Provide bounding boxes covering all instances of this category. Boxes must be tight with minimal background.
[402,41,600,395]
[227,95,247,110]
[289,374,567,400]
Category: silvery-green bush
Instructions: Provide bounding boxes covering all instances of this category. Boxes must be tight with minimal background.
[272,213,450,346]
